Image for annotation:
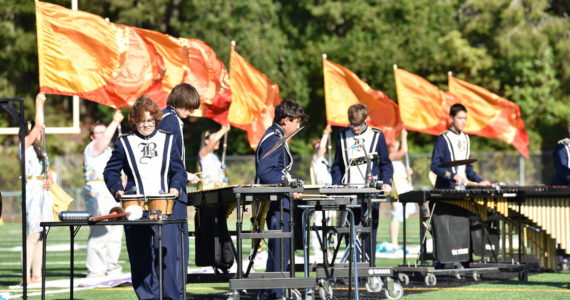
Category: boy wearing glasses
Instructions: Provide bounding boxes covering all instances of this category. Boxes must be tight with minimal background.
[331,103,393,263]
[104,96,187,299]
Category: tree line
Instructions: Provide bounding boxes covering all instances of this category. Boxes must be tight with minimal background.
[1,0,569,158]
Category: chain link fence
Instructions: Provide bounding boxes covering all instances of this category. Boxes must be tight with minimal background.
[0,151,557,221]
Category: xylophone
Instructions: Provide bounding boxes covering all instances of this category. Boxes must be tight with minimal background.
[400,185,570,270]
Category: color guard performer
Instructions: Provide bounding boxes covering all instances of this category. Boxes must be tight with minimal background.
[255,99,308,300]
[83,110,124,278]
[552,121,570,186]
[104,96,187,299]
[331,103,393,263]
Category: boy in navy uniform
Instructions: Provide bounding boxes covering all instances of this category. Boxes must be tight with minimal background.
[552,121,570,186]
[158,83,202,297]
[255,99,308,300]
[430,103,490,188]
[331,103,393,263]
[429,103,490,268]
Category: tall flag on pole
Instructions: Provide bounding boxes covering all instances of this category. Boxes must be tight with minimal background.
[323,55,402,144]
[448,74,529,158]
[228,41,282,150]
[35,1,231,124]
[134,28,231,124]
[393,66,454,135]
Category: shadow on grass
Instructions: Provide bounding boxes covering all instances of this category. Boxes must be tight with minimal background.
[485,274,570,290]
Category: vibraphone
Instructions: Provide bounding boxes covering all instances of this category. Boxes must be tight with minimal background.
[396,185,570,285]
[187,184,315,299]
[299,185,403,299]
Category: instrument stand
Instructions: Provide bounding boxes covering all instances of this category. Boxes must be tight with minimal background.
[395,190,530,287]
[300,186,403,299]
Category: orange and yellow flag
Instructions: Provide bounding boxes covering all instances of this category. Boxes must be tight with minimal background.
[36,1,231,124]
[448,74,529,158]
[394,67,451,135]
[228,43,281,150]
[323,57,402,144]
[135,29,231,124]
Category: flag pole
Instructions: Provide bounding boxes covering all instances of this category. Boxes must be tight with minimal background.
[322,54,332,167]
[393,64,412,184]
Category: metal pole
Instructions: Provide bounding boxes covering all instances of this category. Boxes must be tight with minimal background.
[519,155,525,186]
[404,153,413,186]
[18,99,27,299]
[221,132,228,165]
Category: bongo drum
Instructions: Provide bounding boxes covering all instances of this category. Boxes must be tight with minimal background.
[120,194,148,211]
[147,195,177,220]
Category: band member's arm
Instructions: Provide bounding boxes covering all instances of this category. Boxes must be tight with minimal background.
[376,131,393,185]
[465,164,484,183]
[199,125,230,158]
[553,143,570,184]
[92,110,123,155]
[430,136,456,183]
[104,139,127,199]
[159,113,182,154]
[25,93,46,149]
[330,132,344,185]
[168,144,187,200]
[256,134,285,184]
[315,125,332,161]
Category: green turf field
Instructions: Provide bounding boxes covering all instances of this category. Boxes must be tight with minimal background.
[1,217,568,299]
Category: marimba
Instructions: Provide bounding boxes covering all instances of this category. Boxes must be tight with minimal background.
[400,186,570,270]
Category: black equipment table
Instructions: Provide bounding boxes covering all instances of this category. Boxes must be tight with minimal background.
[188,185,316,298]
[39,218,187,300]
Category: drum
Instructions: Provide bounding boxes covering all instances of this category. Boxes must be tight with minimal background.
[147,195,177,219]
[120,194,148,212]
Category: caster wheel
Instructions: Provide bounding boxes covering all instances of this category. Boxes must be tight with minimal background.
[318,279,333,300]
[365,276,383,293]
[397,273,410,285]
[384,282,404,299]
[518,270,528,283]
[424,273,437,286]
[472,271,480,281]
[290,289,302,300]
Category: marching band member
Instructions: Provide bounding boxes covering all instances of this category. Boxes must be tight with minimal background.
[83,110,124,278]
[255,99,308,300]
[331,103,393,263]
[104,96,187,300]
[430,103,490,188]
[159,83,201,291]
[552,121,570,186]
[429,103,490,269]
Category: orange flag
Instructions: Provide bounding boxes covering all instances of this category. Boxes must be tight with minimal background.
[394,67,452,135]
[36,1,231,124]
[228,43,281,150]
[36,1,161,108]
[135,29,231,124]
[448,74,529,158]
[323,56,402,144]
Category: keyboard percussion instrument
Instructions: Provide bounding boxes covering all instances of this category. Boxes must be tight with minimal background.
[400,185,570,270]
